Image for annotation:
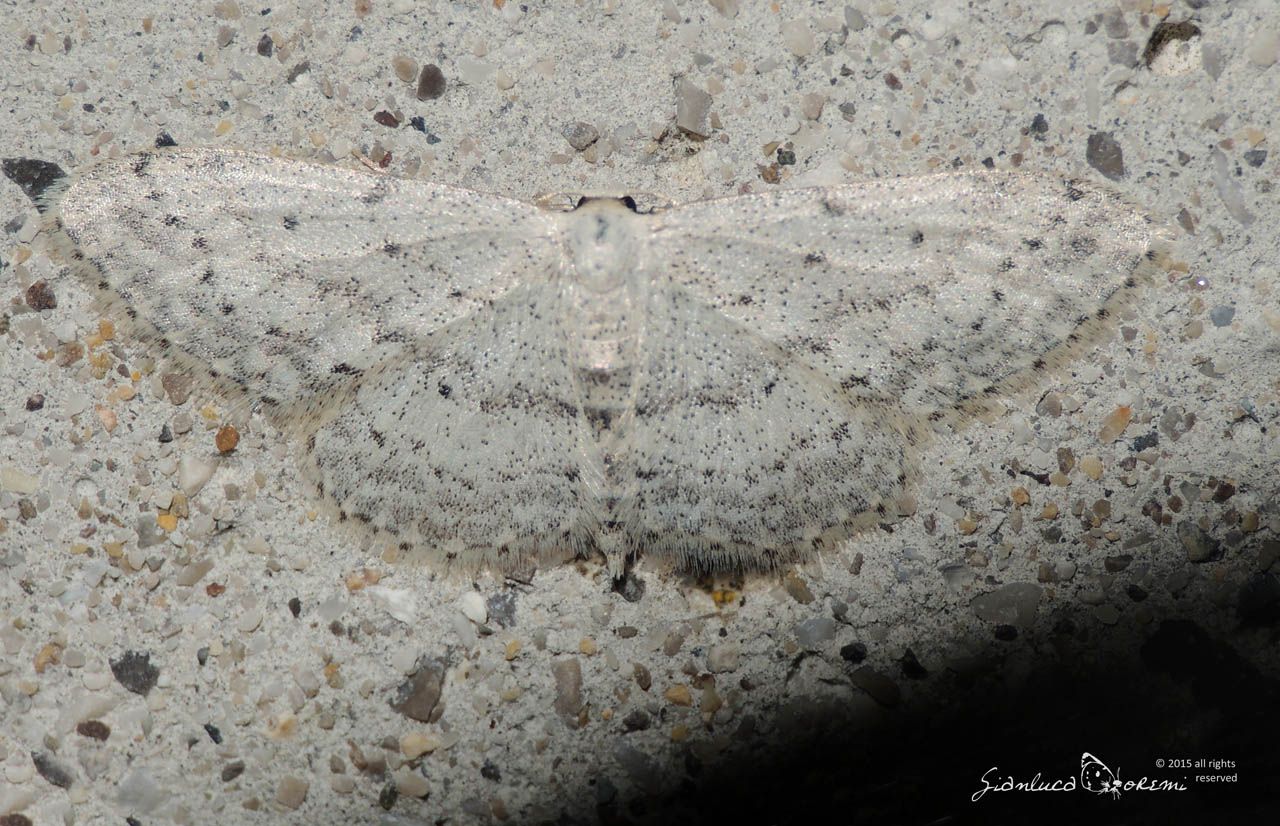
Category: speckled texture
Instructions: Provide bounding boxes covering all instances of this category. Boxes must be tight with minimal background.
[1,2,1277,825]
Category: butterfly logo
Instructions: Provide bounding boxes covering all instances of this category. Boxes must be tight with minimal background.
[1080,752,1122,798]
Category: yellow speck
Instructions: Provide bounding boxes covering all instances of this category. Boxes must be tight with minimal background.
[104,541,125,559]
[504,639,521,661]
[156,512,179,532]
[711,588,738,606]
[1010,486,1030,506]
[663,684,693,706]
[34,642,63,673]
[215,119,234,136]
[268,713,298,739]
[671,724,690,742]
[1039,503,1059,520]
[579,637,597,656]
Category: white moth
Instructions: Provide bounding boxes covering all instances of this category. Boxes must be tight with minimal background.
[41,148,1161,573]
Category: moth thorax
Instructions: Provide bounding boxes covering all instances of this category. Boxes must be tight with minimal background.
[564,201,641,294]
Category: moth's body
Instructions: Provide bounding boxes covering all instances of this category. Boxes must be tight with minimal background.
[561,199,649,554]
[37,148,1160,574]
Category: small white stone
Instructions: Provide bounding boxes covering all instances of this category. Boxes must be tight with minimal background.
[178,455,217,497]
[458,590,487,624]
[400,730,440,759]
[0,466,39,495]
[83,670,111,691]
[366,585,417,623]
[236,606,263,633]
[781,20,815,57]
[394,767,430,797]
[1246,29,1278,67]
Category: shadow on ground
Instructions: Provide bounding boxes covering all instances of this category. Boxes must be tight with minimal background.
[575,592,1280,826]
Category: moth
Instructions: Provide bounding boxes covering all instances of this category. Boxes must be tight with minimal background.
[7,148,1161,573]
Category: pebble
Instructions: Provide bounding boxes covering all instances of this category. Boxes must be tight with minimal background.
[458,591,487,624]
[392,56,418,83]
[706,643,739,673]
[236,606,263,633]
[394,767,430,798]
[562,122,599,151]
[622,709,651,732]
[632,662,652,691]
[83,670,111,691]
[849,666,900,707]
[970,583,1042,628]
[175,559,214,587]
[1211,149,1256,226]
[1094,605,1121,625]
[780,19,815,57]
[178,455,217,497]
[391,656,447,722]
[117,770,168,814]
[900,648,928,679]
[1103,554,1133,573]
[76,720,111,741]
[400,731,440,759]
[275,776,309,809]
[839,642,867,664]
[1080,455,1104,480]
[214,425,239,453]
[32,752,75,788]
[1086,132,1125,181]
[330,774,355,794]
[800,92,825,120]
[1097,405,1132,443]
[417,64,446,100]
[1178,522,1220,562]
[25,280,57,310]
[663,684,692,706]
[782,573,815,603]
[1,466,39,495]
[551,658,583,722]
[675,78,712,138]
[161,372,192,405]
[1209,305,1235,327]
[456,57,493,85]
[109,651,159,696]
[1246,29,1279,67]
[486,591,517,627]
[793,616,836,649]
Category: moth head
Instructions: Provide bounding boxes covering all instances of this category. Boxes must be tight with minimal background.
[535,190,671,214]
